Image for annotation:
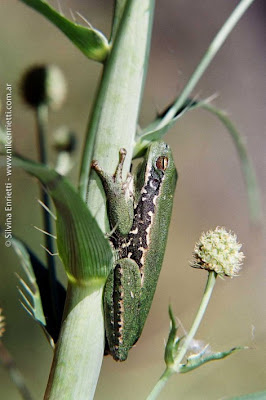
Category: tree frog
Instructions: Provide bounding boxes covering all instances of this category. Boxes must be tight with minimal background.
[91,141,177,361]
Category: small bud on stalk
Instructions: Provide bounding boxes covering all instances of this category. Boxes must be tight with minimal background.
[21,65,67,110]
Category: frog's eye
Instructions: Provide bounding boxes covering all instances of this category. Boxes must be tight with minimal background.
[156,156,168,171]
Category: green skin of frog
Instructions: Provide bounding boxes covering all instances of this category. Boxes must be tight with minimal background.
[92,141,177,361]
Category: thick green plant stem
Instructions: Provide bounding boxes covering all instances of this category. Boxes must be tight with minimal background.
[44,282,105,400]
[146,272,217,400]
[44,1,155,398]
[111,0,127,41]
[79,0,155,231]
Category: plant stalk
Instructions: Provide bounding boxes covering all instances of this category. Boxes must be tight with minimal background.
[44,282,104,400]
[79,0,155,228]
[35,104,59,331]
[146,272,217,400]
[45,1,156,398]
[173,271,217,370]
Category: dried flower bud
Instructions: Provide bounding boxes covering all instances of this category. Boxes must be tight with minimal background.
[191,227,244,277]
[21,65,67,109]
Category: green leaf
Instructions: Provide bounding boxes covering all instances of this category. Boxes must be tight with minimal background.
[20,0,110,62]
[179,345,247,373]
[200,103,261,222]
[133,99,198,158]
[135,96,261,223]
[164,305,181,367]
[12,155,113,284]
[12,238,46,325]
[9,236,55,345]
[228,391,266,400]
[12,236,66,344]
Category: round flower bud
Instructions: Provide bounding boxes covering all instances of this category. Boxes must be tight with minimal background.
[21,65,67,110]
[191,227,244,277]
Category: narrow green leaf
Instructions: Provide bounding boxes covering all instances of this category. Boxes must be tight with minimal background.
[135,96,261,223]
[200,103,261,222]
[12,155,113,284]
[20,0,110,62]
[164,305,177,366]
[15,236,66,343]
[153,0,256,129]
[10,236,56,346]
[6,234,66,344]
[133,99,198,158]
[139,99,198,138]
[228,391,266,400]
[164,305,183,367]
[12,237,46,326]
[179,346,246,373]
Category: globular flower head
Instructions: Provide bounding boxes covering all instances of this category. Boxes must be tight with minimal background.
[191,227,244,277]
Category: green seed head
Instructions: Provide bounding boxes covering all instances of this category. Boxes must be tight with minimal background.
[191,227,244,277]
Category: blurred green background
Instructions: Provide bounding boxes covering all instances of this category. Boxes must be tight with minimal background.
[0,1,265,399]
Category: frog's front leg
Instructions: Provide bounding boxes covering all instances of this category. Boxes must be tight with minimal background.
[91,148,134,237]
[104,258,141,361]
